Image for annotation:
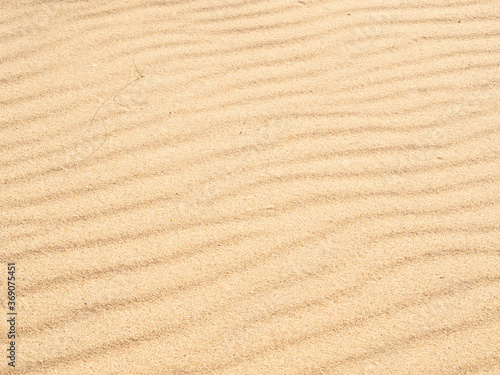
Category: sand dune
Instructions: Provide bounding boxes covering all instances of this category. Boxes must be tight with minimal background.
[1,0,499,374]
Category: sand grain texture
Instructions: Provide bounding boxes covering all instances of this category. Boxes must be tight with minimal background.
[1,0,500,374]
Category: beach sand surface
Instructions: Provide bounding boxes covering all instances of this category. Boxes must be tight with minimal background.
[1,0,499,374]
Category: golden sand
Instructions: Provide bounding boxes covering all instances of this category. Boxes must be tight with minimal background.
[1,0,499,374]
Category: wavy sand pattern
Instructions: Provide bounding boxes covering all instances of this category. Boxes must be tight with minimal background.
[1,0,500,374]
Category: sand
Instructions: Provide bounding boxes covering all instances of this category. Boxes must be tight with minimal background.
[1,0,499,374]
